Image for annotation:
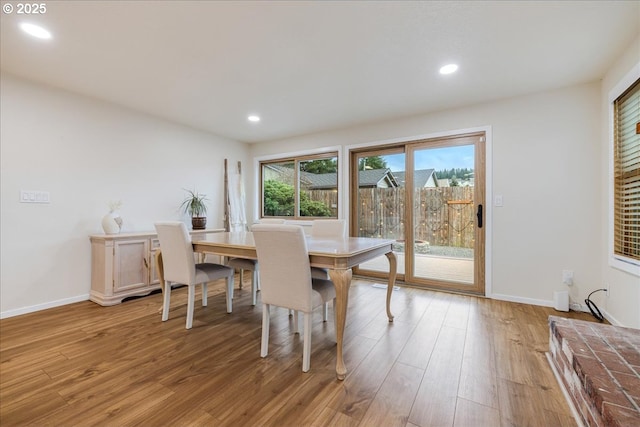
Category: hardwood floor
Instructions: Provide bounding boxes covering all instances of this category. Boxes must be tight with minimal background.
[0,277,598,426]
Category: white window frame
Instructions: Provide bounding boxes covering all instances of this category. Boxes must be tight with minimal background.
[608,61,640,276]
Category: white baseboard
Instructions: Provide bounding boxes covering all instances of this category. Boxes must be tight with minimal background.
[602,309,623,326]
[0,294,90,319]
[489,293,553,308]
[490,293,625,326]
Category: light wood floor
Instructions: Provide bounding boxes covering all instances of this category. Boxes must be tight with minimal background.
[0,277,597,427]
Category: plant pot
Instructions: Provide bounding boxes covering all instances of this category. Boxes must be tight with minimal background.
[192,217,207,230]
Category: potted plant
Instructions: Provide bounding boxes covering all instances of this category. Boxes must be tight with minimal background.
[180,189,208,230]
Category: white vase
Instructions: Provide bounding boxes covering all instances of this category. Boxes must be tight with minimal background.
[102,210,123,234]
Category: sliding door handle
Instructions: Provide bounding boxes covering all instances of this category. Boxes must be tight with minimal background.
[476,204,483,228]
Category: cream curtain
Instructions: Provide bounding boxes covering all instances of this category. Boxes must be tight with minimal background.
[228,166,247,232]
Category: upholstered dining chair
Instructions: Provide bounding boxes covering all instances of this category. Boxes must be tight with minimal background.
[155,221,234,329]
[227,218,285,305]
[252,224,336,372]
[310,219,347,281]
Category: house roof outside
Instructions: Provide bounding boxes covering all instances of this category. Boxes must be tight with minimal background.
[296,168,399,189]
[392,169,437,188]
[301,171,336,189]
[356,169,399,188]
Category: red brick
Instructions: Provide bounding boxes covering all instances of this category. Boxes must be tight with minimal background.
[611,372,640,406]
[595,350,636,376]
[602,402,640,427]
[547,316,640,427]
[589,375,636,411]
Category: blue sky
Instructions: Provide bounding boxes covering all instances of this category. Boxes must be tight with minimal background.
[382,145,474,172]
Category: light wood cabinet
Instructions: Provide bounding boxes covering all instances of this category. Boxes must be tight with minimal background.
[90,228,223,306]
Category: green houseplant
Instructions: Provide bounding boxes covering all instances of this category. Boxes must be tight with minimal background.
[180,189,208,230]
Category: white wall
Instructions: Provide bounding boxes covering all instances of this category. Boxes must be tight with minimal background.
[600,36,640,328]
[0,73,249,317]
[251,82,606,321]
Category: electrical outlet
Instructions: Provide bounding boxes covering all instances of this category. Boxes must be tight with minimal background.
[562,270,574,286]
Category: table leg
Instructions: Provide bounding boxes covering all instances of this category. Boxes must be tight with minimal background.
[155,250,165,314]
[385,251,397,322]
[328,268,352,381]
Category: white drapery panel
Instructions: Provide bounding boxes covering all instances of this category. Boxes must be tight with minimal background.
[228,166,247,232]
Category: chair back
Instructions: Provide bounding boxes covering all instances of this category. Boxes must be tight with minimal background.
[154,222,196,285]
[311,219,347,238]
[251,218,285,230]
[258,218,286,224]
[252,224,314,312]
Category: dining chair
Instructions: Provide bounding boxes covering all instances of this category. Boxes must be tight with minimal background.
[227,218,285,305]
[155,221,234,329]
[252,224,336,372]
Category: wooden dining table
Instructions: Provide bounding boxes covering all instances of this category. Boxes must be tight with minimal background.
[164,231,398,380]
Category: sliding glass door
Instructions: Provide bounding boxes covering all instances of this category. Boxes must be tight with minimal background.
[351,148,406,277]
[351,132,486,295]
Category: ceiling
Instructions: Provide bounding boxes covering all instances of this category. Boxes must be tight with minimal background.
[1,1,638,143]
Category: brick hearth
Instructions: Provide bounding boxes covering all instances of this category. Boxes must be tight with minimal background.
[548,316,640,427]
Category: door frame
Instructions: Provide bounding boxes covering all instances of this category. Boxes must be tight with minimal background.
[404,132,485,294]
[342,126,493,296]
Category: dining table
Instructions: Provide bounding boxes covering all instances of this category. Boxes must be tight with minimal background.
[163,231,398,380]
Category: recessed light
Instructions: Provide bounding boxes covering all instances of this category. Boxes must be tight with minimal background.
[248,115,260,122]
[19,23,52,40]
[439,64,458,75]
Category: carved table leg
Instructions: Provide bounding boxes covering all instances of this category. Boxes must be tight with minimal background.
[385,251,397,322]
[328,268,352,381]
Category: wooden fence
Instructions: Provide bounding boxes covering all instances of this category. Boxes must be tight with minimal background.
[305,186,476,248]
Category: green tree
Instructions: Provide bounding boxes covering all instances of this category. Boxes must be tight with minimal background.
[300,192,332,217]
[358,156,388,170]
[435,168,473,180]
[300,159,337,174]
[264,180,333,217]
[263,180,294,216]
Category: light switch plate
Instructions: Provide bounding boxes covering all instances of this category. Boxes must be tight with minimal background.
[20,190,50,204]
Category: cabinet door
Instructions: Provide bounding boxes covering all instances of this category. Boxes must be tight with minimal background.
[149,238,161,285]
[114,239,149,292]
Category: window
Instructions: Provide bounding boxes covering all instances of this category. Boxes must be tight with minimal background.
[260,153,338,219]
[613,77,640,265]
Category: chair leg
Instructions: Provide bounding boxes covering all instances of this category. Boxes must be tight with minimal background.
[293,310,299,334]
[251,270,257,306]
[261,304,270,357]
[161,280,171,321]
[239,269,244,289]
[302,312,312,372]
[186,285,195,329]
[202,282,208,306]
[323,302,328,321]
[225,274,234,313]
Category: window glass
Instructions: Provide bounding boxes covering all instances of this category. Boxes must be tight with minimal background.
[261,154,338,219]
[299,157,338,217]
